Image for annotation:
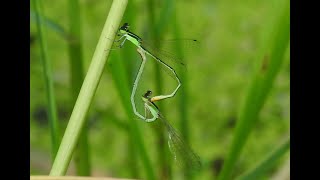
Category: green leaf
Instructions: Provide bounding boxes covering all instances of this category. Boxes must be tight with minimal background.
[218,1,290,179]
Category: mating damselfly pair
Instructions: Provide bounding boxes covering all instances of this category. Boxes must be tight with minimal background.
[112,22,201,172]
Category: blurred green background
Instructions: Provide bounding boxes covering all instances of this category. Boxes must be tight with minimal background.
[30,0,290,179]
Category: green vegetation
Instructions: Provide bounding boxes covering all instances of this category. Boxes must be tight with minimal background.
[30,0,290,179]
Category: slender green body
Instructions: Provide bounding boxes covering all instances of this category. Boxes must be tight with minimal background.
[117,23,183,121]
[130,47,154,121]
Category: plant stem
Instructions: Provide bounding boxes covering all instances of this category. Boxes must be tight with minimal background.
[49,0,128,175]
[67,0,91,176]
[33,0,60,161]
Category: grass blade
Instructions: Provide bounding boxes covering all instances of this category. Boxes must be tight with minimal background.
[169,4,197,178]
[32,0,60,161]
[217,1,290,179]
[237,137,290,180]
[146,0,173,179]
[30,11,74,42]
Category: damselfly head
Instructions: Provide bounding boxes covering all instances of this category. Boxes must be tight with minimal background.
[143,90,152,99]
[120,23,130,31]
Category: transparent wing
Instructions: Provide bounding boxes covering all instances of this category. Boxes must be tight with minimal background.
[140,39,199,71]
[158,113,201,173]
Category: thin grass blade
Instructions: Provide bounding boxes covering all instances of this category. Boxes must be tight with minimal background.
[32,0,60,161]
[218,0,290,179]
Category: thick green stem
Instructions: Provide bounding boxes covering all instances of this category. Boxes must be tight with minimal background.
[49,0,128,175]
[67,0,91,176]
